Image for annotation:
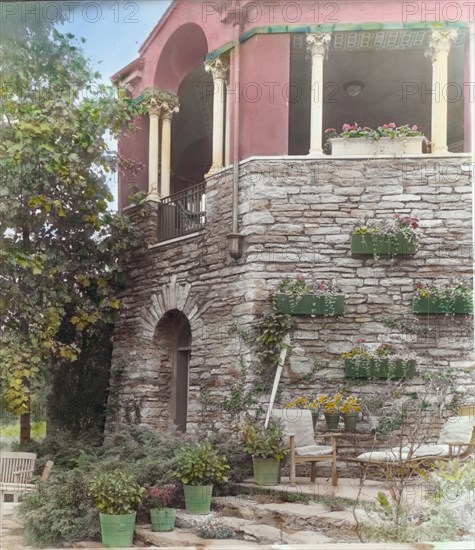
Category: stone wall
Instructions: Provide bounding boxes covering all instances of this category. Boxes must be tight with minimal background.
[108,156,475,457]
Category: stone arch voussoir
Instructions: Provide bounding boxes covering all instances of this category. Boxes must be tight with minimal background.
[140,275,209,341]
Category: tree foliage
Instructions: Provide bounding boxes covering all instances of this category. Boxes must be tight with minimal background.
[0,17,144,432]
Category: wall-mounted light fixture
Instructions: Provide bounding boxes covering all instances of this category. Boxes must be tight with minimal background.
[343,80,365,97]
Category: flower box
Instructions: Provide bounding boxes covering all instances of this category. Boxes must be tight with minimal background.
[344,358,416,380]
[351,233,416,257]
[413,296,473,315]
[275,294,344,316]
[329,137,424,156]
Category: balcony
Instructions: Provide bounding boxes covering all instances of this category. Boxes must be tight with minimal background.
[157,182,206,242]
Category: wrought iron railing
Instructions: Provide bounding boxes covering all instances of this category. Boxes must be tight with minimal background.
[157,182,206,242]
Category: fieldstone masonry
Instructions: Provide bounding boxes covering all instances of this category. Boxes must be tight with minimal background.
[108,156,475,455]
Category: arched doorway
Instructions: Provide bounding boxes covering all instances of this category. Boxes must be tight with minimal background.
[174,319,191,432]
[154,310,191,432]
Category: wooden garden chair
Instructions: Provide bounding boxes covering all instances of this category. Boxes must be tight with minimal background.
[272,408,338,486]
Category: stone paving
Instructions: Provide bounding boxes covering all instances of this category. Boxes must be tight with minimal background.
[2,477,474,549]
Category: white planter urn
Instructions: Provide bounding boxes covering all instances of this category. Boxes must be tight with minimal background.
[329,136,425,156]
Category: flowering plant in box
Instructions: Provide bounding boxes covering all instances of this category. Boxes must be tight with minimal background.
[342,340,415,380]
[274,276,343,316]
[353,214,419,259]
[325,122,424,142]
[414,280,473,314]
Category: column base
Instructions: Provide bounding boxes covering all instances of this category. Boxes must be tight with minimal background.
[431,147,450,155]
[308,149,325,156]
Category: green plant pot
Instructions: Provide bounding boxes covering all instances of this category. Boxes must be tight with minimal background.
[343,413,359,432]
[324,413,341,431]
[99,512,136,548]
[344,358,416,380]
[183,484,213,514]
[275,294,344,316]
[252,457,281,486]
[351,233,415,257]
[413,295,473,314]
[150,508,176,532]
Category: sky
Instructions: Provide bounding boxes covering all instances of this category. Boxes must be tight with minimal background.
[58,0,173,208]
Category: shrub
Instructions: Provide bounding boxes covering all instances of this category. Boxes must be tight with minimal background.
[174,441,229,486]
[20,469,100,547]
[18,426,187,546]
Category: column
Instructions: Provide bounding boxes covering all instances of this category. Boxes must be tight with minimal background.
[205,57,230,174]
[425,29,458,155]
[307,33,331,156]
[145,96,161,201]
[160,103,178,199]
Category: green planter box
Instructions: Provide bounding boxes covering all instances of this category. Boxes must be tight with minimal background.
[351,233,416,257]
[413,296,473,315]
[275,294,344,316]
[344,358,416,380]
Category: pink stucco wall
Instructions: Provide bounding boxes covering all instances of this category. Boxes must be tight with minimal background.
[116,1,473,207]
[239,34,291,158]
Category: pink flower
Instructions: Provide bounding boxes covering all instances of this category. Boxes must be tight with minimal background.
[318,282,327,291]
[342,124,352,131]
[355,338,365,344]
[388,122,396,128]
[412,125,418,131]
[325,128,336,133]
[296,274,305,282]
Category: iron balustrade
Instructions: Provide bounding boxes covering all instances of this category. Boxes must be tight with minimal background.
[158,182,206,242]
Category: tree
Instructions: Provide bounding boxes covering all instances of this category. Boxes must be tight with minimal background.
[0,17,143,442]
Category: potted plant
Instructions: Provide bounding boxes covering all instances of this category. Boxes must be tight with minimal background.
[413,280,473,315]
[339,396,361,432]
[325,122,426,156]
[143,483,178,532]
[173,441,229,514]
[273,276,344,316]
[89,470,145,548]
[284,396,320,429]
[317,393,343,430]
[351,214,419,259]
[342,340,416,380]
[240,415,288,485]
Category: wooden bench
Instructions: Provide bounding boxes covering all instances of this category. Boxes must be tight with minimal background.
[1,452,53,503]
[1,451,37,503]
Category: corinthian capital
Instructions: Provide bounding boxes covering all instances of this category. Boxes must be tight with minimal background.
[161,102,180,121]
[205,57,230,83]
[306,33,332,59]
[144,95,162,117]
[425,29,458,62]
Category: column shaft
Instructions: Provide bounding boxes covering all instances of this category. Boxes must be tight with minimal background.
[161,113,172,199]
[307,33,331,156]
[426,29,458,155]
[148,113,160,199]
